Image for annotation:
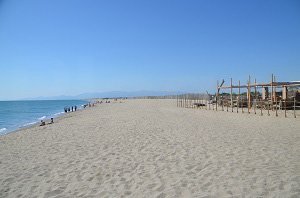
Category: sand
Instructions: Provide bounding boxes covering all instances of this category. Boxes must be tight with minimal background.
[0,99,299,197]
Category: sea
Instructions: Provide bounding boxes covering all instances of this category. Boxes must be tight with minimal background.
[0,100,87,135]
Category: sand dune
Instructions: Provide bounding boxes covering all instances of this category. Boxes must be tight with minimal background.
[0,99,299,197]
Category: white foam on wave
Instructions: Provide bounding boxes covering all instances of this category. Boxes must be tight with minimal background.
[53,112,64,116]
[23,121,38,127]
[38,116,46,120]
[0,128,7,133]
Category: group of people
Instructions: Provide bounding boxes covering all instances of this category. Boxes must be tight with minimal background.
[40,118,54,126]
[40,104,79,127]
[64,106,77,113]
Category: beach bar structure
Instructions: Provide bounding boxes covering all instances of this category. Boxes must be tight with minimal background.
[177,74,300,118]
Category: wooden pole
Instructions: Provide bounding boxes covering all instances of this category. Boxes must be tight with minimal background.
[221,98,224,111]
[274,76,278,116]
[267,100,270,116]
[294,97,296,118]
[231,78,233,112]
[198,93,200,109]
[284,97,287,118]
[186,94,188,108]
[254,78,257,114]
[199,93,201,109]
[271,74,274,110]
[260,97,263,116]
[248,75,251,114]
[275,96,278,117]
[209,95,211,110]
[181,95,183,107]
[216,80,219,111]
[226,99,228,112]
[238,80,240,113]
[242,97,244,113]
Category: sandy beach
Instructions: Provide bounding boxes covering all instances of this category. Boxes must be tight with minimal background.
[0,99,299,197]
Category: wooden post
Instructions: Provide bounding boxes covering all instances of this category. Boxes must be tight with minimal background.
[209,95,211,110]
[222,97,224,111]
[230,78,233,112]
[186,94,188,108]
[274,75,276,111]
[271,74,274,110]
[242,97,244,113]
[198,93,200,109]
[212,99,214,110]
[187,94,189,108]
[238,80,240,113]
[248,75,251,114]
[275,96,278,117]
[254,78,257,114]
[282,86,288,100]
[294,97,296,118]
[267,100,270,116]
[226,99,229,112]
[284,98,287,118]
[216,81,219,111]
[199,93,201,109]
[274,76,278,116]
[181,95,183,107]
[260,97,263,116]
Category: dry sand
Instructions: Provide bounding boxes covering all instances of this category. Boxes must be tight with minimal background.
[0,99,299,197]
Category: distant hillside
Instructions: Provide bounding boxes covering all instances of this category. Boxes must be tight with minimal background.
[23,91,185,100]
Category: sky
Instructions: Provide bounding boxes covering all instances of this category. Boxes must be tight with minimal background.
[0,0,299,100]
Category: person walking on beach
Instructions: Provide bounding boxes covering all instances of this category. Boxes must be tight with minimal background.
[75,106,77,111]
[71,106,74,112]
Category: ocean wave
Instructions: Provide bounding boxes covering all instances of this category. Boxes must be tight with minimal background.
[0,128,7,133]
[38,116,46,120]
[53,112,64,116]
[23,121,38,127]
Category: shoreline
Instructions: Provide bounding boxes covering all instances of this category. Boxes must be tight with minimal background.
[4,108,82,137]
[0,100,89,136]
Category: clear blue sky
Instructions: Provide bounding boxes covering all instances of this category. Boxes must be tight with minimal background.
[0,0,299,100]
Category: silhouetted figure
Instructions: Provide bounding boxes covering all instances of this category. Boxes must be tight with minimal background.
[75,106,77,111]
[71,106,74,112]
[48,118,54,124]
[40,120,45,126]
[68,107,70,112]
